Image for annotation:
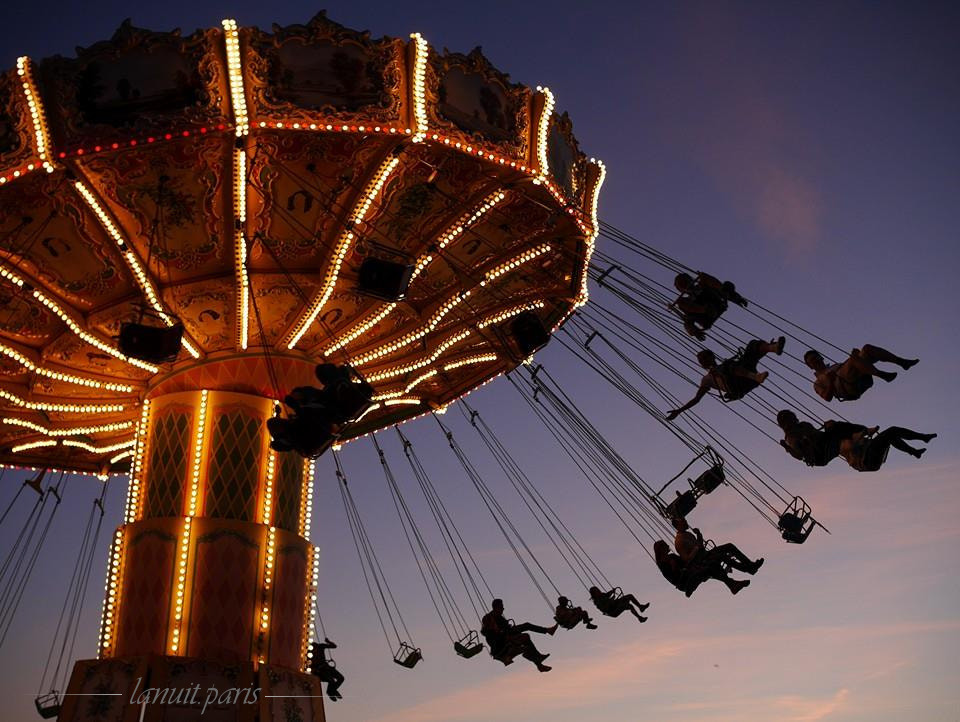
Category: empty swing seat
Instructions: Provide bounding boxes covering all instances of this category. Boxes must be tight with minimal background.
[393,642,423,669]
[778,496,816,544]
[119,321,183,363]
[35,692,60,719]
[454,631,484,658]
[691,464,725,495]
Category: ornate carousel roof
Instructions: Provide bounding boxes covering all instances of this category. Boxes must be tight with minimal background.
[0,12,604,476]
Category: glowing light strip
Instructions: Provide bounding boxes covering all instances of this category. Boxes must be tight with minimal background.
[477,301,546,328]
[384,398,422,407]
[442,352,499,371]
[364,328,472,383]
[534,86,556,177]
[15,57,53,173]
[404,369,437,392]
[409,191,507,282]
[354,402,380,422]
[576,158,607,307]
[0,389,126,414]
[303,545,320,671]
[481,243,552,285]
[372,390,405,401]
[222,20,249,137]
[0,342,135,392]
[125,401,150,523]
[321,303,396,357]
[11,439,56,453]
[409,33,429,142]
[299,459,316,538]
[286,156,401,349]
[353,244,550,367]
[170,516,192,653]
[0,263,160,373]
[233,148,250,350]
[61,438,136,454]
[321,190,505,357]
[110,449,134,464]
[261,449,276,525]
[258,526,276,661]
[187,391,208,516]
[73,182,200,360]
[98,529,124,657]
[1,417,134,437]
[353,292,471,366]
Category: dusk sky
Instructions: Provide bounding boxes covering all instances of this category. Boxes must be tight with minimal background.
[0,2,958,721]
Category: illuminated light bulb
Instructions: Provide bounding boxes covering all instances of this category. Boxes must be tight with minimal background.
[286,156,400,349]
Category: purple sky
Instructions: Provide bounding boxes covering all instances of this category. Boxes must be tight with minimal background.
[1,2,958,721]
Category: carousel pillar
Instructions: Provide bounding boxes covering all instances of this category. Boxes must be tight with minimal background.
[59,388,325,722]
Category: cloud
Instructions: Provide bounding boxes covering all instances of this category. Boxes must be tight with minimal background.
[657,5,824,258]
[369,619,959,722]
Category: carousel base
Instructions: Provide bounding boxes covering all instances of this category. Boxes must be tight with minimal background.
[58,654,326,722]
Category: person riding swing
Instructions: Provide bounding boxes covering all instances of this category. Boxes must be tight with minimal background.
[803,345,918,402]
[588,586,649,622]
[671,272,748,341]
[480,599,556,672]
[667,337,785,419]
[554,596,598,630]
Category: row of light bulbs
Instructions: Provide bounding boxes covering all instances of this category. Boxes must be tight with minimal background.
[124,401,151,523]
[302,545,321,670]
[321,189,506,357]
[1,416,133,437]
[170,515,193,653]
[97,529,124,656]
[352,243,550,368]
[14,57,53,177]
[73,181,201,360]
[409,33,430,143]
[365,327,473,383]
[576,159,607,307]
[286,155,401,349]
[233,148,250,350]
[0,388,127,414]
[188,391,209,517]
[299,459,316,539]
[222,20,250,137]
[0,342,135,392]
[0,262,159,374]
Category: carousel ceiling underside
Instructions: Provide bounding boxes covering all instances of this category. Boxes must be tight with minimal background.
[0,13,605,475]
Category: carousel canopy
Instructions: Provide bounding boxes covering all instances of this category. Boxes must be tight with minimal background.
[0,13,604,475]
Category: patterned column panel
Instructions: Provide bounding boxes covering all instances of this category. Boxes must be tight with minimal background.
[186,518,263,663]
[267,534,309,668]
[141,404,192,519]
[114,520,177,657]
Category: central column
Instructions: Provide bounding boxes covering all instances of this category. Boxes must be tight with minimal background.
[61,381,326,722]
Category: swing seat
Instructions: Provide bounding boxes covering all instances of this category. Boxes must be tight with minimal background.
[454,631,484,658]
[393,642,422,669]
[665,490,697,521]
[691,465,725,495]
[778,496,816,544]
[35,692,60,719]
[118,321,183,363]
[331,381,374,423]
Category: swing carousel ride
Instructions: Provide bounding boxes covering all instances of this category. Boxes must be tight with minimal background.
[0,11,933,722]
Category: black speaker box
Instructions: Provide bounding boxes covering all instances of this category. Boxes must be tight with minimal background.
[357,257,414,301]
[510,311,550,357]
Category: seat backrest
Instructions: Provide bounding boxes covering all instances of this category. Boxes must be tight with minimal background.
[691,465,725,495]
